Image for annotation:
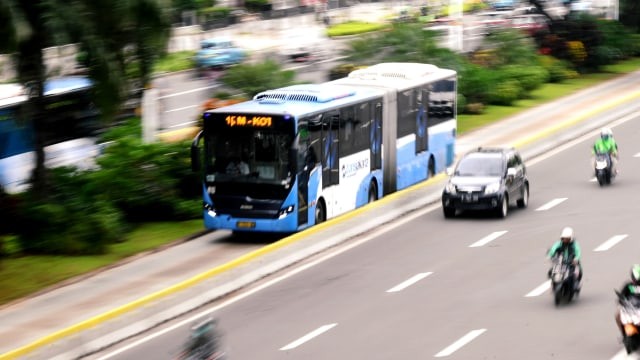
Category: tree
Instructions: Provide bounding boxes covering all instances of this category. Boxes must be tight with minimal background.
[0,0,170,197]
[619,0,640,32]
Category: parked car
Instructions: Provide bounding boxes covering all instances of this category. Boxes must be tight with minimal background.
[474,11,511,35]
[509,14,550,36]
[193,38,246,72]
[441,146,529,218]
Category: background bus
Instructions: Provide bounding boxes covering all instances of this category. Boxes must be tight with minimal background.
[191,62,457,233]
[0,76,101,193]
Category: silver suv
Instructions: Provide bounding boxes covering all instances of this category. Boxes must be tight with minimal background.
[441,147,529,218]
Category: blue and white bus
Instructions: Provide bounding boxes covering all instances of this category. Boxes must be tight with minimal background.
[190,62,457,233]
[0,76,100,193]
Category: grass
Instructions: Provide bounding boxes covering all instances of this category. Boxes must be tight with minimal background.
[326,21,389,37]
[153,50,197,74]
[1,57,639,308]
[0,220,204,305]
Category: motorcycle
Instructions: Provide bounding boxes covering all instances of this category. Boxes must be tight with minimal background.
[594,152,613,186]
[616,290,640,354]
[176,317,226,360]
[549,255,578,306]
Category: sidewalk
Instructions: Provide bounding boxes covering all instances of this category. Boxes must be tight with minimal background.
[2,70,640,360]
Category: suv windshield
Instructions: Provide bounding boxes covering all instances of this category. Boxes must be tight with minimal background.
[455,154,504,176]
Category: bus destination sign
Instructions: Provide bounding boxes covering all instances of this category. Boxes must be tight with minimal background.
[225,115,272,128]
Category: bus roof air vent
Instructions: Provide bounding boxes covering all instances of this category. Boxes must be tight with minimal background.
[254,85,355,104]
[254,92,287,103]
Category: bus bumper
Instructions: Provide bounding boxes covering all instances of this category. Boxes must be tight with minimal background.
[204,210,298,233]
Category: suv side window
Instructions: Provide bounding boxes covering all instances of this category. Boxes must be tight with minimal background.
[507,153,517,169]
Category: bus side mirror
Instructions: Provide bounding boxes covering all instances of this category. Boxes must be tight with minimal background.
[191,130,203,172]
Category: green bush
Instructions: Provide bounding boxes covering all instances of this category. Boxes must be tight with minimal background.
[458,63,497,104]
[244,0,269,12]
[89,118,200,223]
[199,6,231,20]
[15,181,125,255]
[592,45,625,66]
[499,64,549,95]
[538,55,578,83]
[456,93,467,114]
[597,19,636,59]
[488,79,521,106]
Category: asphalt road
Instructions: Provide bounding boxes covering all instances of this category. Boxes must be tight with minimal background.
[89,96,640,359]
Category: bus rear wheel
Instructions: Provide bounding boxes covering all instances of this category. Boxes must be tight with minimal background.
[315,200,326,224]
[368,182,378,203]
[428,157,435,179]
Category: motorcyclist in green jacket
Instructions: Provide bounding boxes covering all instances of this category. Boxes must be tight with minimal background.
[615,265,640,340]
[548,227,582,291]
[593,127,618,175]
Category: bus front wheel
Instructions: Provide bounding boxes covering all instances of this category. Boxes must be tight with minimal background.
[315,200,326,225]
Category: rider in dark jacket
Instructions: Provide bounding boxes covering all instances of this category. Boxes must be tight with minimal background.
[616,265,640,339]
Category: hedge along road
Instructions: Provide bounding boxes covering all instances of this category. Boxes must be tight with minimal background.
[3,65,640,359]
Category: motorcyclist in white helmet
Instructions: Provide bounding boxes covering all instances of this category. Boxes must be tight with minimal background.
[593,127,619,176]
[547,227,583,291]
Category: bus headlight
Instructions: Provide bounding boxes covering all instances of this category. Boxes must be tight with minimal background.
[204,203,217,217]
[278,205,295,219]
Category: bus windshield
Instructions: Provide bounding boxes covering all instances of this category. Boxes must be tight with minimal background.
[203,113,295,184]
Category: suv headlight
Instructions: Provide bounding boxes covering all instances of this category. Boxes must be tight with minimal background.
[445,182,457,194]
[484,182,501,194]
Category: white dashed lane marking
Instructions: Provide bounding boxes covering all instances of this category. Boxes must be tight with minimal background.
[469,231,508,248]
[535,198,568,211]
[280,324,337,351]
[386,272,433,293]
[594,235,628,252]
[435,329,487,357]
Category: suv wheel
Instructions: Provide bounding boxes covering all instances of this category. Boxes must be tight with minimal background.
[497,194,508,218]
[517,184,529,208]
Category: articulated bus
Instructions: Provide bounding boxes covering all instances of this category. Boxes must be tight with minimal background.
[190,62,457,233]
[0,76,100,193]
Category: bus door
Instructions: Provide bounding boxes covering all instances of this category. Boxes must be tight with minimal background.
[371,102,383,170]
[322,111,340,188]
[416,87,428,153]
[294,123,315,227]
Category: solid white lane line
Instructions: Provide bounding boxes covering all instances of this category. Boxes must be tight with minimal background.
[594,234,628,252]
[280,323,337,351]
[434,329,487,357]
[525,280,551,297]
[469,231,508,248]
[386,272,433,293]
[158,85,219,99]
[167,121,198,128]
[164,104,198,113]
[535,198,568,211]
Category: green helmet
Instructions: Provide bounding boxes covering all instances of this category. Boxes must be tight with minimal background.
[631,265,640,284]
